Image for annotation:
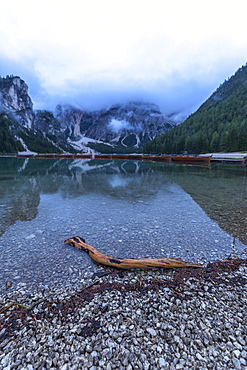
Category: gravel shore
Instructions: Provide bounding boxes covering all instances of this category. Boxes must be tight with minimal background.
[1,259,247,370]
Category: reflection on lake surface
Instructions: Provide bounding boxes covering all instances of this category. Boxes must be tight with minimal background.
[0,157,247,291]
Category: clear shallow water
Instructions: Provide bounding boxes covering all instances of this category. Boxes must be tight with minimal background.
[0,157,247,291]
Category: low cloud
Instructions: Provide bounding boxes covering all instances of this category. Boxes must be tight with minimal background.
[1,1,247,118]
[108,119,134,133]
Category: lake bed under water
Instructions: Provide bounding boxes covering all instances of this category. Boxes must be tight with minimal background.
[0,157,246,292]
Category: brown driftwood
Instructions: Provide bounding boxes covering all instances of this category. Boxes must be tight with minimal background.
[64,236,202,270]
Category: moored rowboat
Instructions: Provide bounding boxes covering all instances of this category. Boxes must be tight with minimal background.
[57,154,75,158]
[35,154,56,158]
[95,154,112,159]
[75,154,93,158]
[171,155,211,163]
[16,154,35,158]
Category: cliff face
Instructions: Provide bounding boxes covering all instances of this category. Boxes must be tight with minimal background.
[0,76,74,153]
[0,76,35,128]
[55,101,175,149]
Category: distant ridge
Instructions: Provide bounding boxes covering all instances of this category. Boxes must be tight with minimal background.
[144,63,247,154]
[55,101,175,153]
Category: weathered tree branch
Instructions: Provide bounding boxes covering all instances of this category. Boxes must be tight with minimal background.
[64,236,202,270]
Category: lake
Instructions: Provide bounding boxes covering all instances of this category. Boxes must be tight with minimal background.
[0,157,247,292]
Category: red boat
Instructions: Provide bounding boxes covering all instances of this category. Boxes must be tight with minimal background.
[171,155,211,163]
[16,154,35,158]
[127,155,143,160]
[111,154,129,159]
[148,155,172,162]
[57,154,75,158]
[35,154,56,158]
[74,154,93,158]
[95,154,112,159]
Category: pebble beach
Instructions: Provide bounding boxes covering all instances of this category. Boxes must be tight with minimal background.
[1,259,247,370]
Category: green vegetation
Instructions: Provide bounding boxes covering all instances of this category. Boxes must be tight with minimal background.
[122,133,138,147]
[18,129,62,154]
[0,110,77,154]
[35,110,61,131]
[144,64,247,154]
[87,142,142,154]
[0,114,24,153]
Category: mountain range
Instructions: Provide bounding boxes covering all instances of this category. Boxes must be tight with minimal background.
[2,62,247,155]
[0,76,175,154]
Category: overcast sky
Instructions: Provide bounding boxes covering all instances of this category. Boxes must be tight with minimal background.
[0,0,247,119]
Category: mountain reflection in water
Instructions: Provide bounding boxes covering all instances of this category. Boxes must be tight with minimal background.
[0,158,167,237]
[0,157,247,247]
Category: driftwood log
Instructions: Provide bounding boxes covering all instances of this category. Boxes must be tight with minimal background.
[64,236,202,270]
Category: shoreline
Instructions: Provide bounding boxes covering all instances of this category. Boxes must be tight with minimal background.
[1,258,247,369]
[1,151,247,159]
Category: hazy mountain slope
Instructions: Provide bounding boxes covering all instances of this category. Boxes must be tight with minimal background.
[144,63,247,154]
[0,75,176,153]
[55,101,175,151]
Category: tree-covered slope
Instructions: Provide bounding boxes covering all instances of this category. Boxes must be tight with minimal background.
[0,114,24,153]
[144,64,247,154]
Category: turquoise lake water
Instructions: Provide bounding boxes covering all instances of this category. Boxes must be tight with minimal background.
[0,157,246,291]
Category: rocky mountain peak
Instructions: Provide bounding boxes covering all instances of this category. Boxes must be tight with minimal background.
[0,75,34,128]
[54,101,175,150]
